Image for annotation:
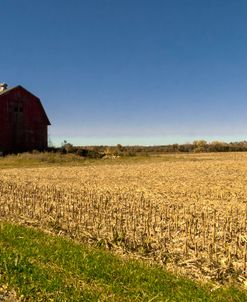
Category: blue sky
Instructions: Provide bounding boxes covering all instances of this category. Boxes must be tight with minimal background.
[1,0,247,146]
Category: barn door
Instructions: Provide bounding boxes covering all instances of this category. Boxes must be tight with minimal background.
[9,102,24,152]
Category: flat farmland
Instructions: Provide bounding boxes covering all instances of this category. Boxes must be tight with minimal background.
[0,153,247,285]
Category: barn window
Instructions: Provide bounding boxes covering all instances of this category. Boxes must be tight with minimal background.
[8,103,24,124]
[13,104,23,113]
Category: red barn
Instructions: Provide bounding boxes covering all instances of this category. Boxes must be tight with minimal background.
[0,83,51,153]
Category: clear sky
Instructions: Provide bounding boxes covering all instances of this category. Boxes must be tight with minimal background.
[1,0,247,146]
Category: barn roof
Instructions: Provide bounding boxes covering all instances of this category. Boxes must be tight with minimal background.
[0,85,51,125]
[0,86,19,96]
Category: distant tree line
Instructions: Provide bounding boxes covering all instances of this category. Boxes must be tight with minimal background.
[48,140,247,158]
[124,140,247,154]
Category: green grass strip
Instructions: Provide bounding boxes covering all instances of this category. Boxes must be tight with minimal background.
[0,222,246,301]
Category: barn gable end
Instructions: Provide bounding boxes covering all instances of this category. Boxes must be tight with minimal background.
[0,84,51,153]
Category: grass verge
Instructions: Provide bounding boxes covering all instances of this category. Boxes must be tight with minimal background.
[0,222,246,301]
[0,152,217,169]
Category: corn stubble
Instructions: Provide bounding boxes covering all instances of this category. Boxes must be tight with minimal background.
[0,153,247,285]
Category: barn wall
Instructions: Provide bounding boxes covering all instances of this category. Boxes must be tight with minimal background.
[0,87,49,153]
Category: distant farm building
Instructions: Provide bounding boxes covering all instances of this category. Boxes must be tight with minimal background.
[0,83,50,153]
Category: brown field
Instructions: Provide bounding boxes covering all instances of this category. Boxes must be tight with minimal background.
[0,152,247,285]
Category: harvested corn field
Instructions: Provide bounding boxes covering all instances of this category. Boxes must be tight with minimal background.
[0,153,247,285]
